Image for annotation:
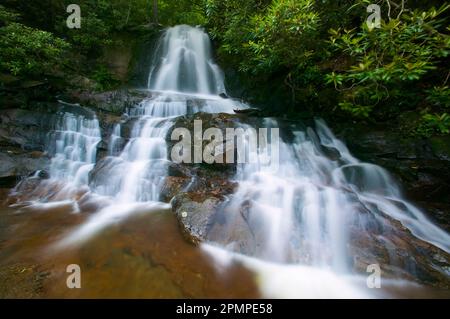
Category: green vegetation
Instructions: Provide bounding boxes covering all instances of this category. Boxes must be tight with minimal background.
[0,5,69,77]
[205,0,450,135]
[327,3,449,119]
[418,112,450,136]
[1,0,449,136]
[0,0,204,89]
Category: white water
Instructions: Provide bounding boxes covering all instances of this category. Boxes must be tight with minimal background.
[203,117,450,298]
[47,111,101,188]
[51,25,242,244]
[148,25,226,95]
[14,25,450,298]
[215,118,450,267]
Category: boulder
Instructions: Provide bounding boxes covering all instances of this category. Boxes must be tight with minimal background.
[172,193,223,244]
[0,151,50,187]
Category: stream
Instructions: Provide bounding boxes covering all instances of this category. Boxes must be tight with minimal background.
[1,25,449,299]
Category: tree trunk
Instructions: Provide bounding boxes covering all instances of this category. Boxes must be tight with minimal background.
[153,0,158,24]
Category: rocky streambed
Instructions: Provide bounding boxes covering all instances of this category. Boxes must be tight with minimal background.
[1,90,450,293]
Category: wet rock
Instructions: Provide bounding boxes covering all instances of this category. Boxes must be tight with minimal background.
[0,264,48,298]
[39,170,50,179]
[233,108,261,116]
[88,157,122,187]
[169,167,238,243]
[167,163,192,178]
[172,193,223,244]
[95,140,109,162]
[0,151,50,187]
[306,127,341,161]
[348,211,450,288]
[321,145,341,161]
[334,123,450,231]
[0,108,56,151]
[67,88,149,115]
[160,176,190,203]
[167,112,242,173]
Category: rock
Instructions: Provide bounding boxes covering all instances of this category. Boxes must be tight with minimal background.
[348,210,450,288]
[0,108,57,151]
[95,140,109,162]
[429,136,450,161]
[0,151,50,187]
[37,170,50,179]
[334,122,450,231]
[172,193,223,244]
[88,157,122,188]
[306,127,341,161]
[167,163,192,178]
[67,88,148,115]
[321,145,341,161]
[233,108,261,116]
[160,176,190,202]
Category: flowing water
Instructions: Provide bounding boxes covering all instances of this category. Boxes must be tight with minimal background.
[2,25,449,298]
[47,110,101,190]
[148,25,226,95]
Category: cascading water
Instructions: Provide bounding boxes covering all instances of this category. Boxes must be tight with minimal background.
[203,117,450,297]
[47,111,101,187]
[207,119,450,261]
[10,25,449,298]
[55,25,243,244]
[148,25,226,95]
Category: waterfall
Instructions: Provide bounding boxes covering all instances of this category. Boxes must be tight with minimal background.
[47,111,101,187]
[209,119,450,270]
[12,25,449,298]
[203,118,450,297]
[53,25,242,244]
[148,25,226,95]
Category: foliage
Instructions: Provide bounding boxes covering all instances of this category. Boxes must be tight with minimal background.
[2,0,450,137]
[206,0,320,74]
[91,65,121,91]
[0,4,19,25]
[205,0,450,135]
[0,6,69,77]
[426,86,450,108]
[0,1,205,83]
[158,0,206,26]
[245,0,320,73]
[417,112,450,136]
[327,3,450,118]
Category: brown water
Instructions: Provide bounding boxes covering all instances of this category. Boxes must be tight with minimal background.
[0,188,259,298]
[1,187,449,299]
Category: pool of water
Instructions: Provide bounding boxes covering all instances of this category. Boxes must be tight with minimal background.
[0,188,259,298]
[0,187,448,299]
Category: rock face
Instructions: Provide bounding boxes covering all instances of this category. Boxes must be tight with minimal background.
[335,124,450,233]
[0,98,129,187]
[172,194,223,245]
[0,108,56,151]
[0,151,50,187]
[0,107,56,187]
[67,88,150,115]
[166,113,242,243]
